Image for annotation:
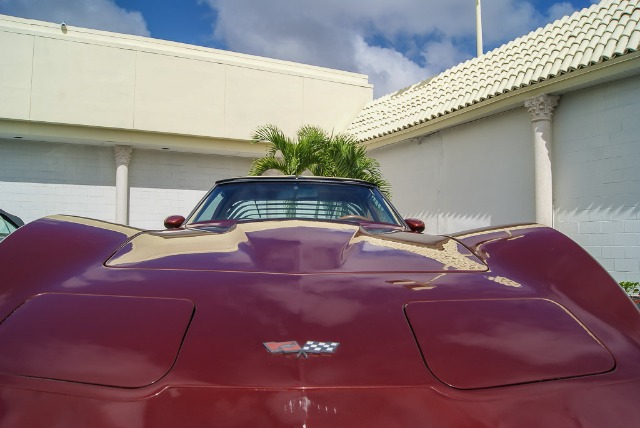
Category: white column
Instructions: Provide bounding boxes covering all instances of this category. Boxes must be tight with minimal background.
[524,94,559,227]
[114,145,133,225]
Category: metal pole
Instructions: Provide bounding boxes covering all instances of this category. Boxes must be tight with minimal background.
[476,0,483,56]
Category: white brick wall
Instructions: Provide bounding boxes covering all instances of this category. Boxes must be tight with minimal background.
[1,140,253,230]
[129,149,252,230]
[0,140,116,222]
[554,74,640,282]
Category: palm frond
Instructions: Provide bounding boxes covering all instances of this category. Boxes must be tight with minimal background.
[252,125,293,159]
[248,124,391,196]
[249,156,288,176]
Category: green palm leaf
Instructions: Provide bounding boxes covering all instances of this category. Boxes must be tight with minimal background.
[249,124,391,197]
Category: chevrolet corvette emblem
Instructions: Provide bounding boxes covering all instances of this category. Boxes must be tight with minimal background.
[264,341,340,358]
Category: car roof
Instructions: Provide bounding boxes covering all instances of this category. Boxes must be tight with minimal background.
[0,209,24,228]
[215,176,377,188]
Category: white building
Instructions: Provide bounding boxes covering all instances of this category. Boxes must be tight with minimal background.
[1,0,639,281]
[349,0,640,282]
[0,14,372,228]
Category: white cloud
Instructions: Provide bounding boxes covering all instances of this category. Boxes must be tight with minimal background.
[201,0,475,97]
[421,39,472,74]
[201,0,585,98]
[547,2,581,22]
[352,35,431,97]
[0,0,150,36]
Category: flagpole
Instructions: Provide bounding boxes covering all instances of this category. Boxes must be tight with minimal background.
[476,0,484,56]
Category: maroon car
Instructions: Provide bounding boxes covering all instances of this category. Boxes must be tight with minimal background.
[1,176,639,427]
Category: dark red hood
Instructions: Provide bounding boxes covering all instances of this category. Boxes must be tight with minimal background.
[0,217,627,403]
[106,220,486,273]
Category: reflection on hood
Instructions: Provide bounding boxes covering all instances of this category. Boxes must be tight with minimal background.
[107,220,487,273]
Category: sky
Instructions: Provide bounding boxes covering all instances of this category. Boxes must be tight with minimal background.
[0,0,601,97]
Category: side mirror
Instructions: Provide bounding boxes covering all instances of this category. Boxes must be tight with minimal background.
[164,215,185,229]
[404,218,425,233]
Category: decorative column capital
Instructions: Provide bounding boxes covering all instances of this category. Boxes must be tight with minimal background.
[525,94,560,122]
[114,145,133,167]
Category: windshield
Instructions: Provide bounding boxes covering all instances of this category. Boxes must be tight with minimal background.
[189,181,403,226]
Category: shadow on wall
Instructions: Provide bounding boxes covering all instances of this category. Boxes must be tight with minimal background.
[556,201,639,222]
[554,200,640,241]
[404,201,639,237]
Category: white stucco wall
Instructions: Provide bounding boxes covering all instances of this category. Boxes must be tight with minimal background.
[554,74,640,282]
[0,140,252,229]
[372,108,535,234]
[0,15,372,146]
[372,75,640,281]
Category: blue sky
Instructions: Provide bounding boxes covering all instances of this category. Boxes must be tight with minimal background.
[0,0,600,97]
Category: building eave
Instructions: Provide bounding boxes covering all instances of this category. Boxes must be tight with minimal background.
[0,119,268,157]
[364,50,640,152]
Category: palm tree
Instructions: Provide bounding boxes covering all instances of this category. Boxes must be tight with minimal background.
[248,125,327,176]
[249,124,391,197]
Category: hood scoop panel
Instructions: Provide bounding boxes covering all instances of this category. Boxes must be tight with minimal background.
[107,221,486,273]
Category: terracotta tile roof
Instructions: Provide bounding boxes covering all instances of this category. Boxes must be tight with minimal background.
[347,0,640,141]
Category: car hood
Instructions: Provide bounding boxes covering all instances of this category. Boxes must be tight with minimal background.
[106,220,487,273]
[0,217,621,397]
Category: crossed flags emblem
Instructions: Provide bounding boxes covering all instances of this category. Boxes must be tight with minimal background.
[263,341,340,358]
